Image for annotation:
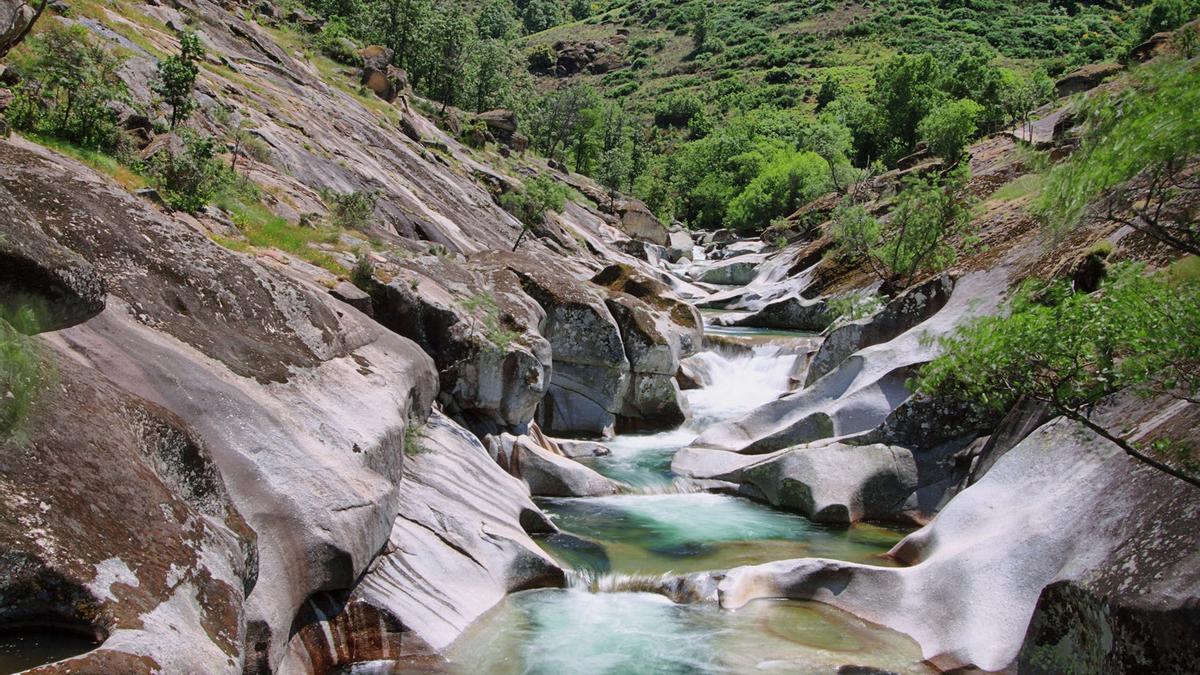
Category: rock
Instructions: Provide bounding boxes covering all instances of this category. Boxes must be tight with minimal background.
[545,39,626,77]
[0,184,106,333]
[666,229,694,262]
[484,253,630,438]
[478,108,517,134]
[740,443,918,523]
[487,433,623,497]
[716,294,830,332]
[552,438,612,459]
[1128,29,1174,62]
[1,0,39,58]
[717,418,1200,672]
[286,7,324,32]
[329,280,373,316]
[279,412,564,668]
[677,353,714,390]
[694,256,763,286]
[805,275,955,387]
[358,44,393,71]
[399,114,421,142]
[0,87,12,111]
[615,198,670,246]
[4,141,439,671]
[371,262,551,435]
[1054,62,1123,97]
[0,341,254,673]
[606,295,689,431]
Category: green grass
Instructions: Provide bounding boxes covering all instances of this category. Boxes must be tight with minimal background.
[212,186,348,274]
[990,173,1046,203]
[27,133,146,190]
[0,316,46,443]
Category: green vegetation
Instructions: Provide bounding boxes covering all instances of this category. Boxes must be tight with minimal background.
[919,98,983,165]
[1037,58,1200,256]
[6,23,128,151]
[0,309,47,443]
[463,292,521,350]
[212,184,346,273]
[828,293,884,326]
[833,165,975,291]
[918,263,1200,485]
[403,419,430,456]
[145,130,233,214]
[321,189,380,231]
[153,31,203,129]
[500,174,568,250]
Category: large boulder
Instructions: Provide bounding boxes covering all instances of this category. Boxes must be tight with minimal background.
[715,294,831,332]
[740,443,918,524]
[717,418,1200,672]
[1,0,40,57]
[805,275,955,386]
[1054,62,1122,97]
[3,140,439,671]
[480,253,630,438]
[370,258,551,435]
[487,432,623,497]
[615,198,670,247]
[694,255,763,286]
[0,339,254,673]
[279,413,565,670]
[0,184,106,333]
[358,45,407,102]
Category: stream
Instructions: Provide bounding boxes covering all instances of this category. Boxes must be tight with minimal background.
[441,327,934,674]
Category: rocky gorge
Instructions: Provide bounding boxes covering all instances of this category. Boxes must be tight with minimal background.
[2,1,1199,673]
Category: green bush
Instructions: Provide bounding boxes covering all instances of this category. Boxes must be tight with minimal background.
[145,131,233,214]
[725,150,830,231]
[322,189,379,230]
[500,174,568,250]
[7,24,128,151]
[1,313,45,442]
[918,98,983,163]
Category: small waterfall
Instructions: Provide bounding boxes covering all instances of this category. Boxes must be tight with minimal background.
[684,346,797,427]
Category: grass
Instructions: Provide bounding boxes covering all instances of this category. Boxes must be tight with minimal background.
[403,421,429,457]
[990,173,1046,203]
[212,185,348,274]
[28,134,146,191]
[0,314,46,444]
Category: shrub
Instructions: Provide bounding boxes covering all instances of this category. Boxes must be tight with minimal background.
[918,263,1200,485]
[7,24,128,151]
[501,175,567,250]
[0,312,45,443]
[653,91,704,128]
[725,150,830,231]
[322,189,379,230]
[153,31,204,129]
[145,131,232,213]
[918,98,983,164]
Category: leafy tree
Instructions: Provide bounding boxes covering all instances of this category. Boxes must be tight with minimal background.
[919,98,983,164]
[725,150,830,231]
[145,130,232,213]
[939,43,1005,132]
[477,0,518,40]
[569,0,591,21]
[1037,60,1200,256]
[525,83,599,164]
[692,2,713,54]
[470,38,511,112]
[653,91,703,128]
[501,175,568,250]
[7,23,128,150]
[367,0,430,71]
[833,165,975,290]
[596,102,633,205]
[1136,0,1200,42]
[869,53,944,163]
[804,117,854,193]
[918,263,1200,487]
[521,0,562,34]
[998,68,1054,137]
[154,31,204,130]
[814,76,843,113]
[422,9,474,112]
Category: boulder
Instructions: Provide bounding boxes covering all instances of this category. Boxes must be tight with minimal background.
[279,412,564,669]
[487,432,623,497]
[1,0,40,58]
[329,280,373,316]
[0,340,254,673]
[0,184,106,333]
[485,253,630,438]
[286,7,324,32]
[677,353,715,390]
[805,275,955,387]
[358,46,407,102]
[1054,62,1122,97]
[615,198,670,246]
[717,418,1200,672]
[715,294,831,332]
[606,295,689,431]
[694,256,763,286]
[740,442,918,524]
[371,262,551,435]
[666,229,694,263]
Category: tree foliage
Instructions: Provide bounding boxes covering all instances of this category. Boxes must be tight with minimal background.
[154,31,203,129]
[918,263,1200,485]
[1037,59,1200,256]
[919,98,983,164]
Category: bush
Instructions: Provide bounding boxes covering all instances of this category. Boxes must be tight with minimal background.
[725,150,830,231]
[145,131,232,214]
[919,98,983,163]
[322,189,379,230]
[918,263,1200,483]
[7,24,128,151]
[653,91,704,128]
[500,175,568,250]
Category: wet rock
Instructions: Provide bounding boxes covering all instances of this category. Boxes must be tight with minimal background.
[487,432,622,497]
[677,353,714,390]
[805,275,955,387]
[740,442,918,524]
[716,294,831,333]
[717,418,1200,672]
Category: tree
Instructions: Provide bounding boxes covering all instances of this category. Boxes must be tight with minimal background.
[7,23,128,149]
[832,165,975,290]
[917,263,1200,487]
[368,0,430,72]
[804,117,854,193]
[501,175,567,251]
[814,76,843,113]
[154,31,204,130]
[569,0,591,21]
[869,53,943,163]
[526,83,598,164]
[521,0,562,34]
[477,0,517,40]
[691,3,713,54]
[596,103,633,205]
[940,43,1005,132]
[1137,0,1200,42]
[725,150,830,231]
[1037,59,1200,256]
[145,130,231,213]
[919,98,983,164]
[421,9,474,112]
[470,38,511,112]
[998,68,1053,138]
